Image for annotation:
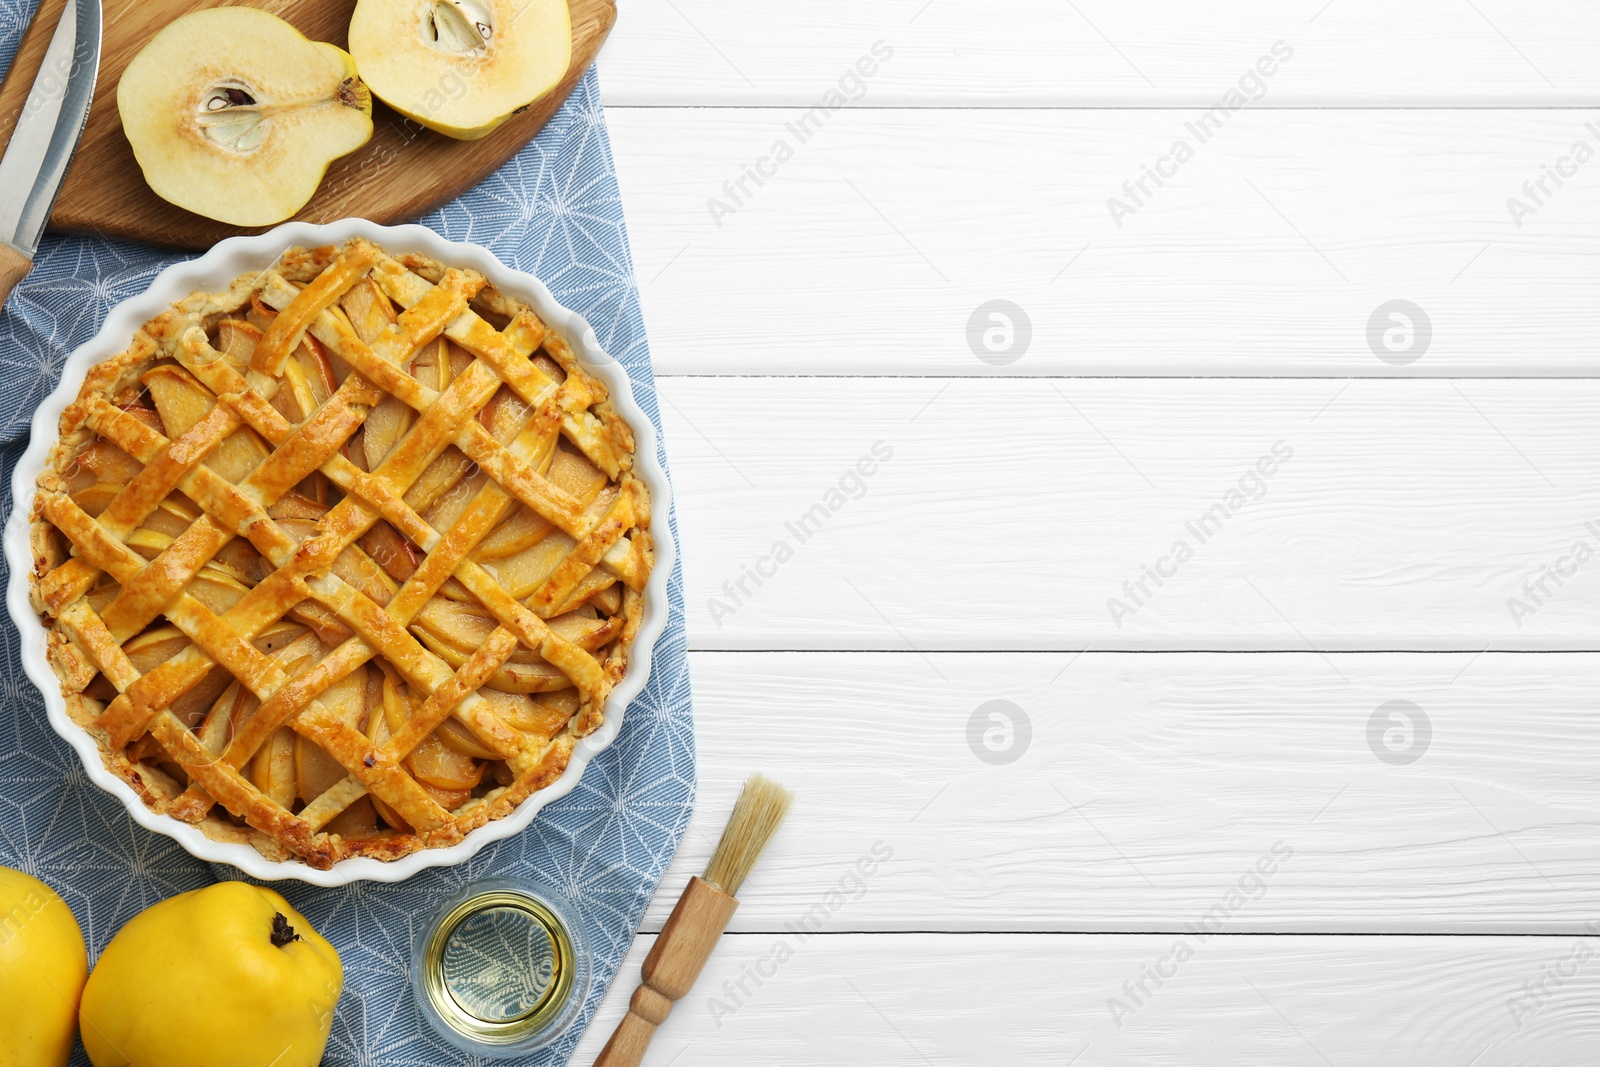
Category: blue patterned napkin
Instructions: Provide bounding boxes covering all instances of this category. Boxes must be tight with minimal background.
[0,32,695,1064]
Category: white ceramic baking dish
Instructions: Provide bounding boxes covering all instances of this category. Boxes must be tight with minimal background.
[4,220,675,886]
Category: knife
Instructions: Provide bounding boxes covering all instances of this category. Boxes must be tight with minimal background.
[0,0,102,308]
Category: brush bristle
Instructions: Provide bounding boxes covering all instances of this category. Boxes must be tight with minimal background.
[702,775,794,896]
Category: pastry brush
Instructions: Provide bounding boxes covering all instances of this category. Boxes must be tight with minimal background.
[594,774,794,1067]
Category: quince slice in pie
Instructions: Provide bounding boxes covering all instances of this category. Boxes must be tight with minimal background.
[27,238,652,869]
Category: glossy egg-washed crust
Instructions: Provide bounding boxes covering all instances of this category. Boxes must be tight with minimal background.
[27,238,652,868]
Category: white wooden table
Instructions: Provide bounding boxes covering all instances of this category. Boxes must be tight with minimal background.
[572,4,1600,1063]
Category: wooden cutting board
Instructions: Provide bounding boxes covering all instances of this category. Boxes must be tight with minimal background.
[0,0,615,250]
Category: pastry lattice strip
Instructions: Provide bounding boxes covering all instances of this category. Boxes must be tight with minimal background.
[34,239,648,866]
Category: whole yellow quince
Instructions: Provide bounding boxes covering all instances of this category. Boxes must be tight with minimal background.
[79,882,342,1067]
[0,865,88,1067]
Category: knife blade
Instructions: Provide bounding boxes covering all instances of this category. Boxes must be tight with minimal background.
[0,0,102,306]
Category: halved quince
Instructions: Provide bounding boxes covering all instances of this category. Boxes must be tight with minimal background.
[117,8,373,226]
[348,0,571,140]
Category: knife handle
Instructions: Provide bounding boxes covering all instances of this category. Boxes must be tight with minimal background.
[0,244,32,310]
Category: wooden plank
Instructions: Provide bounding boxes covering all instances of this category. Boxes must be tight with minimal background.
[598,0,1600,106]
[608,108,1600,376]
[656,377,1600,649]
[573,932,1600,1065]
[646,651,1600,933]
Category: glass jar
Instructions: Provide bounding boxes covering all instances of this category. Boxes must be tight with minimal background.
[412,877,590,1058]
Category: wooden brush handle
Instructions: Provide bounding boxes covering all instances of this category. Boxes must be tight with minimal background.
[594,876,740,1067]
[0,243,32,311]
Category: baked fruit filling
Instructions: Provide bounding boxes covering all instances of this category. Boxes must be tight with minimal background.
[28,238,652,868]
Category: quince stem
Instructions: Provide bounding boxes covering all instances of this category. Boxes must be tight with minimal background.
[271,912,305,948]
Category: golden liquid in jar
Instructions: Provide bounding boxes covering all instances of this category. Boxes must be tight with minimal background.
[417,889,578,1047]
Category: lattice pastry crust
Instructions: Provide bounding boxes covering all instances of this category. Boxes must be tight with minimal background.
[26,238,653,869]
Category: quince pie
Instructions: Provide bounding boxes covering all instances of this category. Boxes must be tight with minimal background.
[27,238,652,868]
